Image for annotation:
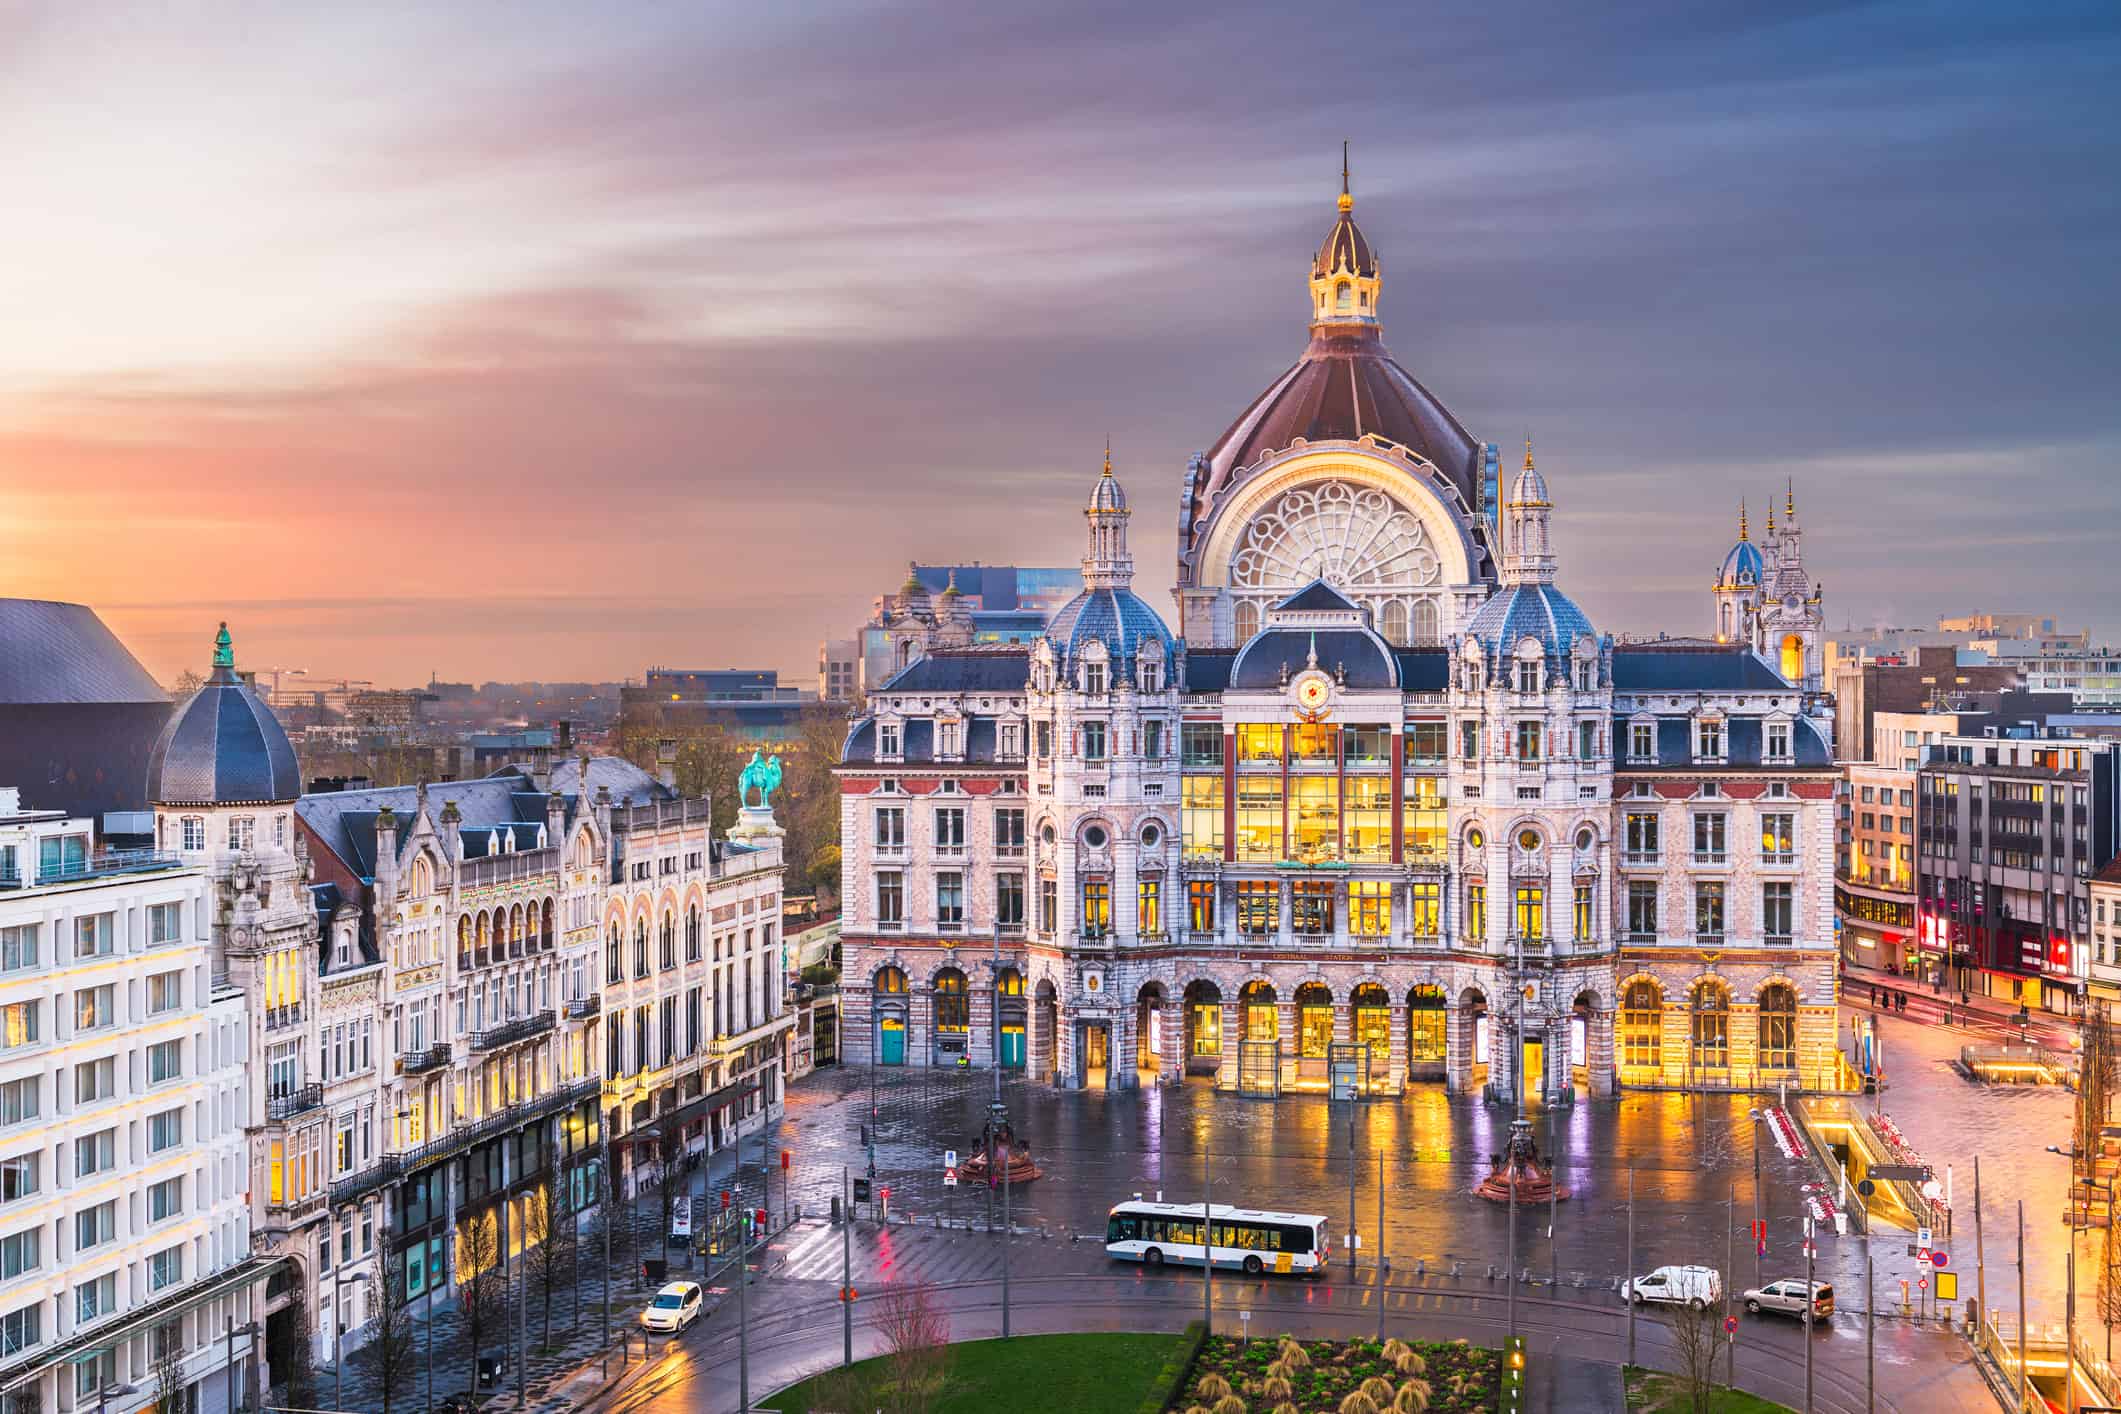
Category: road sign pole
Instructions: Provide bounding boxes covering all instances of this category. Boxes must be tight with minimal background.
[2017,1201,2027,1414]
[842,1166,853,1367]
[1753,1125,1764,1290]
[1002,1135,1013,1338]
[1974,1156,1985,1337]
[1377,1151,1386,1344]
[1626,1166,1636,1369]
[1866,1242,1874,1414]
[1805,1226,1815,1414]
[1202,1144,1212,1337]
[1726,1181,1736,1388]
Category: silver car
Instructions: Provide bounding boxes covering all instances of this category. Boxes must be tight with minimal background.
[1743,1278,1833,1320]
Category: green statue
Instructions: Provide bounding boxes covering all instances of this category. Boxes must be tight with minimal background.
[738,750,784,810]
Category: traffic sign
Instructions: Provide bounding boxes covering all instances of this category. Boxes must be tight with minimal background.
[1724,1315,1739,1335]
[1871,1165,1931,1183]
[943,1149,959,1168]
[1936,1271,1958,1302]
[1917,1275,1928,1292]
[1930,1250,1948,1269]
[1857,1178,1876,1198]
[1916,1226,1932,1247]
[943,1166,959,1188]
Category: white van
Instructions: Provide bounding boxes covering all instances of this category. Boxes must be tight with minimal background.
[1623,1265,1722,1310]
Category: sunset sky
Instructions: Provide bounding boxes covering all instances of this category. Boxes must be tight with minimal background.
[4,2,2117,689]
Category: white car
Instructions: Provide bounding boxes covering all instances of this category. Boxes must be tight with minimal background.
[640,1280,703,1334]
[1623,1264,1722,1311]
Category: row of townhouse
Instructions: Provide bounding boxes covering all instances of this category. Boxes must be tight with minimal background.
[0,627,789,1413]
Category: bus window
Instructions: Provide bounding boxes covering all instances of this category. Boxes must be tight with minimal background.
[1107,1215,1140,1242]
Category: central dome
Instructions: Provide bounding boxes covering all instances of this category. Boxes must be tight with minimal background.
[1184,169,1483,542]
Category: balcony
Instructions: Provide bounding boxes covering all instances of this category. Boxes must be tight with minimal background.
[1764,934,1795,947]
[401,1043,451,1075]
[329,1155,402,1209]
[1622,852,1661,868]
[266,1084,322,1121]
[2,848,184,890]
[265,1003,304,1032]
[471,1011,556,1052]
[567,994,601,1020]
[875,919,904,933]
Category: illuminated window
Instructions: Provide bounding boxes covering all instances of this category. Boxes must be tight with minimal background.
[1241,982,1278,1042]
[1514,885,1545,942]
[1465,882,1487,941]
[1621,982,1661,1070]
[1758,984,1797,1070]
[1236,881,1277,936]
[1291,881,1334,935]
[1290,776,1339,862]
[933,971,967,1033]
[1296,984,1333,1058]
[1407,985,1446,1062]
[1187,879,1216,933]
[1182,776,1225,858]
[1574,883,1594,942]
[1349,881,1391,937]
[1138,878,1162,936]
[1081,879,1111,936]
[1408,881,1440,939]
[1234,776,1283,862]
[1690,981,1730,1069]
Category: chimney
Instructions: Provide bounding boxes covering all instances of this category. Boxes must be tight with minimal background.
[656,737,678,793]
[546,790,566,854]
[374,805,399,895]
[438,799,462,866]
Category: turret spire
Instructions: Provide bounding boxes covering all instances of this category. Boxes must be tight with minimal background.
[1082,441,1134,590]
[1739,499,1749,541]
[1339,140,1352,213]
[212,622,235,673]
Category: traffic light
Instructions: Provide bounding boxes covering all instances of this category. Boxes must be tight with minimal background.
[781,1148,791,1170]
[852,1177,872,1203]
[720,1189,732,1210]
[755,1208,767,1231]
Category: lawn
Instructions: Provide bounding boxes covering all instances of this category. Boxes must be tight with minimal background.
[763,1331,1188,1413]
[1626,1366,1795,1413]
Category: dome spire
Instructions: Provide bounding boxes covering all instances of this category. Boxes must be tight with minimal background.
[1310,147,1379,327]
[1339,140,1352,214]
[1739,499,1749,541]
[212,621,234,671]
[1523,431,1534,472]
[1083,441,1134,590]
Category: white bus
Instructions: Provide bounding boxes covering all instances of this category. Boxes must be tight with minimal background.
[1104,1200,1329,1276]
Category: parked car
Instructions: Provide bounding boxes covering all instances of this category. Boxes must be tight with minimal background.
[1622,1265,1722,1310]
[1743,1278,1834,1320]
[640,1279,705,1333]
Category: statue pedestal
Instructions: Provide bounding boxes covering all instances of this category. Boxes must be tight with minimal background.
[729,805,784,842]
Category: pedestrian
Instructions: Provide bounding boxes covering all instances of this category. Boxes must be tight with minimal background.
[1898,991,1908,1014]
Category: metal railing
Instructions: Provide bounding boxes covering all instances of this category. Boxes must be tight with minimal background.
[266,1085,322,1121]
[5,849,184,889]
[401,1043,451,1074]
[567,995,601,1020]
[471,1011,556,1052]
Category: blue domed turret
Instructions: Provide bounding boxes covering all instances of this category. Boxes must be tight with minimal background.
[147,623,301,806]
[1716,502,1765,588]
[1464,584,1596,664]
[1045,587,1173,670]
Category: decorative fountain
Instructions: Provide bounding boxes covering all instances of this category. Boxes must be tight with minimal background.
[1474,1117,1570,1203]
[960,1104,1042,1186]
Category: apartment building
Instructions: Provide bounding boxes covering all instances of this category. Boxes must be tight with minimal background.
[0,791,256,1414]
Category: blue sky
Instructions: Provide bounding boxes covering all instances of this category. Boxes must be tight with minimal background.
[3,1,2116,682]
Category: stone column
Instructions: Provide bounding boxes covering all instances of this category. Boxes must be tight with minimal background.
[1219,997,1239,1090]
[1387,1000,1407,1091]
[1445,1002,1468,1094]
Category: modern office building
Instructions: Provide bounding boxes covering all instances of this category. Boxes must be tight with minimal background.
[0,789,258,1414]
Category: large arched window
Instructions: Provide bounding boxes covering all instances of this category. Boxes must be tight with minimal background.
[659,914,676,971]
[1407,984,1446,1063]
[875,966,907,994]
[1757,983,1798,1072]
[1411,598,1440,645]
[1233,600,1261,644]
[1690,980,1730,1070]
[633,920,649,978]
[1621,980,1662,1071]
[686,907,701,961]
[996,967,1024,996]
[605,925,621,985]
[933,969,968,1033]
[1781,633,1804,683]
[1295,982,1333,1058]
[1379,601,1409,647]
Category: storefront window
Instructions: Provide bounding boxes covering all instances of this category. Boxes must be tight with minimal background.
[1242,983,1277,1042]
[1349,881,1391,937]
[1237,882,1277,936]
[1297,985,1333,1058]
[1621,981,1661,1070]
[1407,985,1446,1062]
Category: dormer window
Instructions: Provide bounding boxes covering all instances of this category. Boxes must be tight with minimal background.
[1630,722,1656,762]
[1766,720,1792,762]
[1573,657,1596,693]
[937,719,962,756]
[1083,661,1106,695]
[879,723,902,757]
[999,722,1023,758]
[1695,717,1725,761]
[1515,658,1542,695]
[1139,659,1162,693]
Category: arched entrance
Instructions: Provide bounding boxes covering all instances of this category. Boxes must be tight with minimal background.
[1689,978,1732,1083]
[873,966,908,1066]
[1406,984,1447,1083]
[1183,980,1223,1077]
[1239,981,1279,1097]
[1351,982,1390,1089]
[1460,986,1490,1091]
[997,968,1026,1069]
[1570,990,1598,1092]
[1757,982,1797,1082]
[932,968,969,1065]
[1619,979,1663,1085]
[1294,982,1333,1086]
[1135,981,1167,1084]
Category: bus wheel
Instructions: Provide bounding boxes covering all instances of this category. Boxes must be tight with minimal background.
[1243,1256,1263,1275]
[1144,1248,1163,1267]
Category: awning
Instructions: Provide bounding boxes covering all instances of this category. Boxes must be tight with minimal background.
[0,1254,285,1393]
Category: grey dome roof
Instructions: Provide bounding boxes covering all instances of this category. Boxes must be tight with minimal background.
[147,624,301,806]
[1465,583,1596,663]
[1045,587,1172,667]
[1230,625,1397,691]
[0,599,167,705]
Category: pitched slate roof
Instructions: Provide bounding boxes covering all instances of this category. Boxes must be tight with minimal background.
[876,649,1031,694]
[296,773,563,882]
[0,599,168,705]
[1611,646,1789,692]
[1276,580,1361,613]
[1230,627,1398,691]
[1181,650,1237,695]
[1612,713,1833,768]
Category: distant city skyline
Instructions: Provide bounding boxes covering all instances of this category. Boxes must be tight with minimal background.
[5,2,2117,685]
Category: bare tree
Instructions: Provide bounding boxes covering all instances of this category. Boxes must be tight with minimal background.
[355,1267,418,1414]
[277,1307,321,1414]
[1667,1303,1720,1414]
[2100,1207,2121,1349]
[150,1320,186,1414]
[874,1279,950,1414]
[522,1185,576,1353]
[2078,1005,2114,1189]
[458,1210,510,1394]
